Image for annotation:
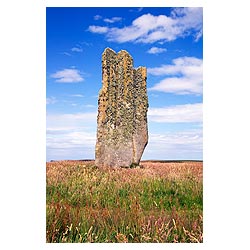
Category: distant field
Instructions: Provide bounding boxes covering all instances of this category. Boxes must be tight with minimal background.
[46,160,203,243]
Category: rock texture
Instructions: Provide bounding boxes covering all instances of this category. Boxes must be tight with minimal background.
[95,48,148,167]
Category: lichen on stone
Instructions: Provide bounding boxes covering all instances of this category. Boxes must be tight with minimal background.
[95,48,148,167]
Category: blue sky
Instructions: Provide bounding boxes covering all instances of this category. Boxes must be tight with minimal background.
[46,7,203,161]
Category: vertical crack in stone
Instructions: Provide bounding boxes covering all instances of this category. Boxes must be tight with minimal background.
[95,48,148,167]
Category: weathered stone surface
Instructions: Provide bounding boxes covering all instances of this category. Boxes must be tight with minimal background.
[95,48,148,167]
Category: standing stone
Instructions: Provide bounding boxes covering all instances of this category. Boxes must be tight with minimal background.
[95,48,148,167]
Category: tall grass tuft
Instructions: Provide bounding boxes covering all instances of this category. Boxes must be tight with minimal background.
[46,160,203,243]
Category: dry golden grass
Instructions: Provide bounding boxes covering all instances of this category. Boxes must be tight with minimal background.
[47,160,202,184]
[46,160,203,243]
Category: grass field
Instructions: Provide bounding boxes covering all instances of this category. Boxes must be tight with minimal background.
[46,160,203,243]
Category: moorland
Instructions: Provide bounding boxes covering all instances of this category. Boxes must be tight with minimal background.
[46,160,203,243]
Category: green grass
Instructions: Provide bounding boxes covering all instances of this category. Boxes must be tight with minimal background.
[46,161,203,243]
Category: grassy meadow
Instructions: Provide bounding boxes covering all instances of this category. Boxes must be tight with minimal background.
[46,160,203,243]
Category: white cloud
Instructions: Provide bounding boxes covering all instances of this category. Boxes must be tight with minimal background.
[46,109,202,161]
[84,104,96,108]
[88,26,108,34]
[171,7,203,41]
[71,47,83,52]
[104,17,122,23]
[88,7,202,44]
[80,41,93,47]
[149,130,202,149]
[147,47,167,54]
[148,57,203,95]
[46,129,96,161]
[148,57,202,76]
[70,94,84,98]
[129,7,143,13]
[143,129,202,160]
[61,52,71,56]
[47,130,96,149]
[94,15,102,20]
[47,112,97,124]
[150,77,202,95]
[194,29,203,42]
[46,112,97,161]
[46,96,57,105]
[148,103,202,123]
[51,69,84,83]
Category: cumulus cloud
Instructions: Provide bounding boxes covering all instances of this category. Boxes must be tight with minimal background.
[148,103,202,123]
[146,101,203,159]
[51,69,84,83]
[49,112,97,123]
[46,107,203,161]
[46,112,97,161]
[171,7,203,42]
[148,57,203,95]
[143,129,203,160]
[88,26,108,34]
[149,130,202,146]
[88,7,202,44]
[47,130,96,148]
[104,17,122,23]
[147,47,167,54]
